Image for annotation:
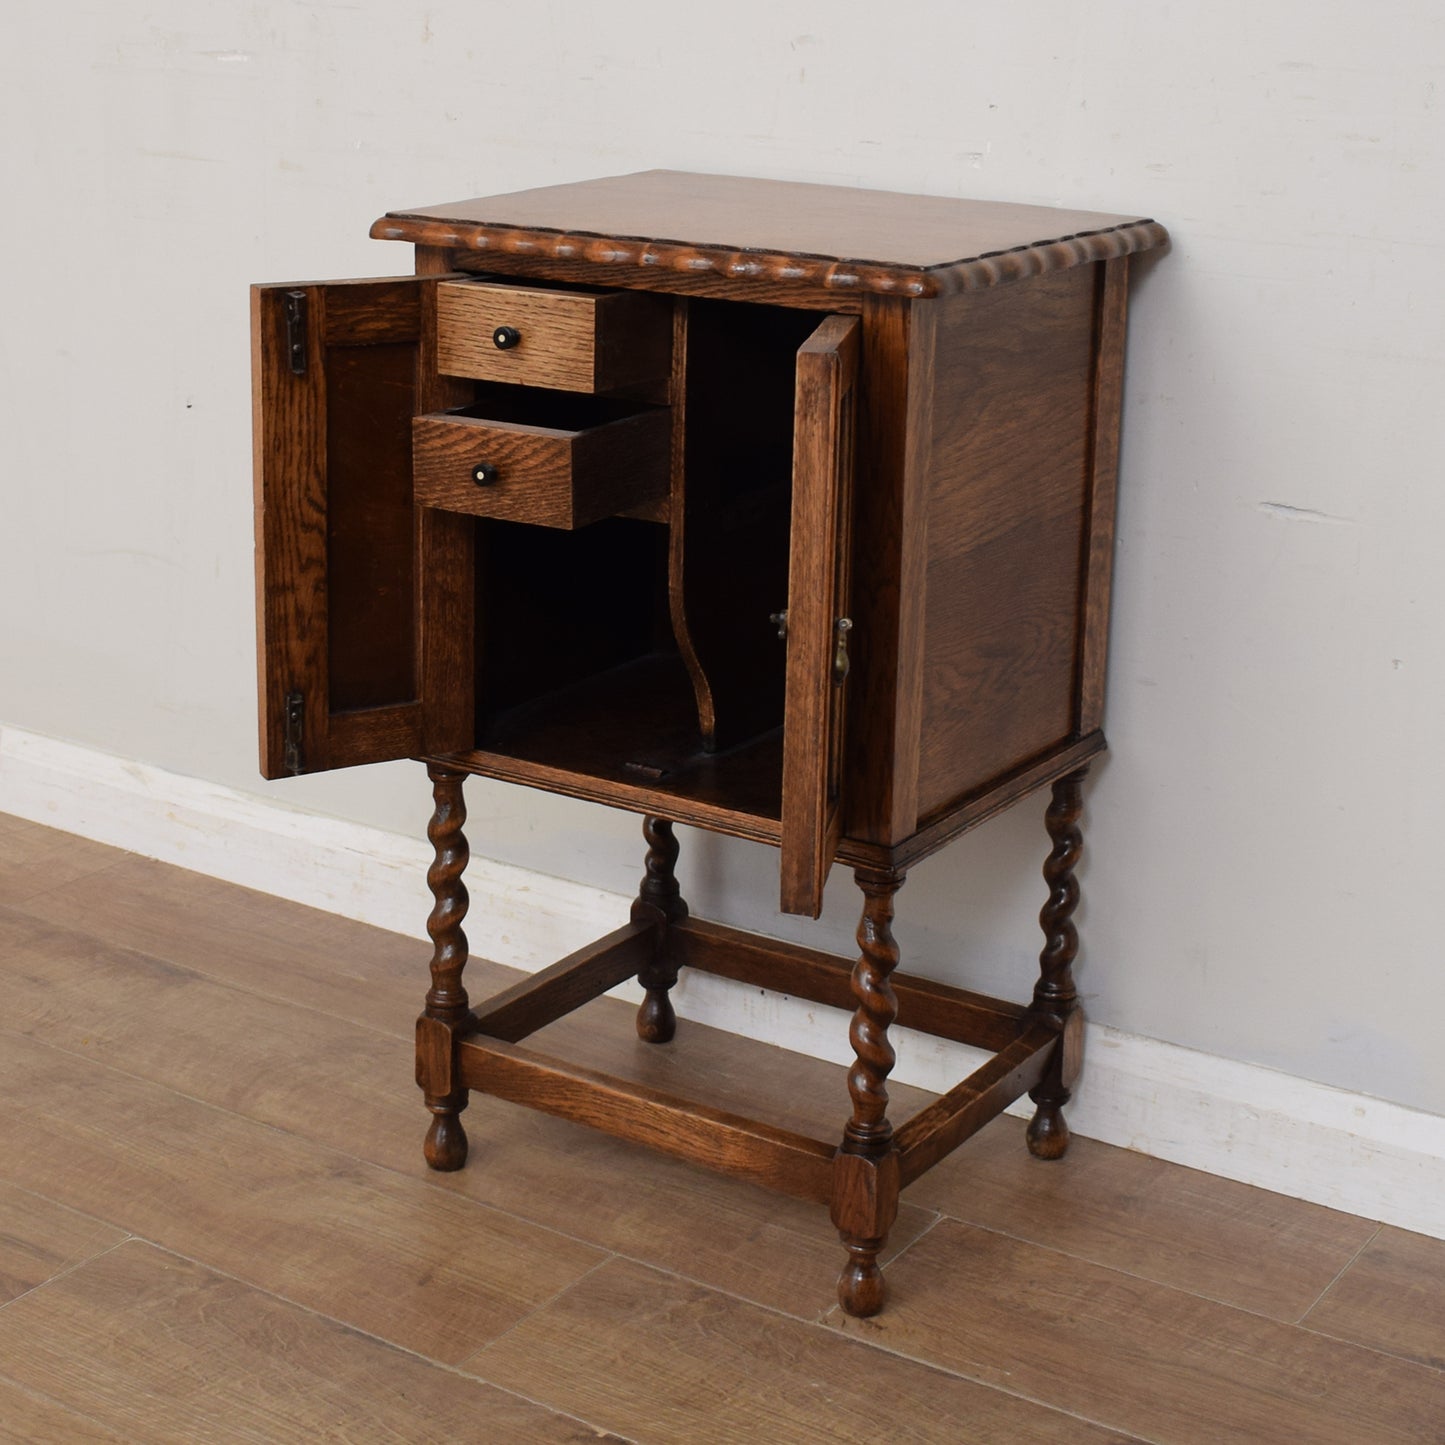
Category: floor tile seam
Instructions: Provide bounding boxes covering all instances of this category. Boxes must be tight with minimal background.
[0,1013,897,1275]
[12,1008,1370,1357]
[7,1005,868,1289]
[0,1175,136,1240]
[0,1234,135,1318]
[4,882,869,1128]
[0,1024,620,1264]
[1296,1221,1382,1323]
[560,1246,848,1332]
[7,1021,1409,1368]
[0,893,414,1046]
[459,1245,1148,1440]
[1289,1222,1445,1375]
[458,1253,619,1364]
[0,1362,147,1445]
[446,1203,957,1338]
[836,1271,1445,1439]
[816,1319,1168,1442]
[872,1208,944,1270]
[1293,1318,1445,1379]
[65,1234,635,1439]
[921,1210,1376,1328]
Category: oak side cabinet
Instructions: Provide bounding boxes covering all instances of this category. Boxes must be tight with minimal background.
[251,170,1167,1317]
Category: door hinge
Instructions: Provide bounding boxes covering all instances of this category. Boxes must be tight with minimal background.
[284,290,308,375]
[283,691,305,775]
[833,617,853,684]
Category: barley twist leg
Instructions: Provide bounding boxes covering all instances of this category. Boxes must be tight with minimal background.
[420,764,471,1171]
[832,867,905,1317]
[1027,768,1087,1160]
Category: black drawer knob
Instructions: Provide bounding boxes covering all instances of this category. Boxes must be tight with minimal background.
[471,463,498,486]
[492,325,521,350]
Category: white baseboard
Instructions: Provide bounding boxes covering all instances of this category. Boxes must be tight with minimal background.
[3,722,1442,1240]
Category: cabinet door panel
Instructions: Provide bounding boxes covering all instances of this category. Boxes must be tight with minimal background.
[252,276,471,778]
[779,314,860,916]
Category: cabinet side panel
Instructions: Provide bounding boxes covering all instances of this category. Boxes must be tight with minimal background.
[841,295,929,846]
[1078,257,1129,733]
[914,266,1097,822]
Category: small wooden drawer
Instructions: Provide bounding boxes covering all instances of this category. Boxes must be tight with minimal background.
[413,393,671,529]
[435,280,672,395]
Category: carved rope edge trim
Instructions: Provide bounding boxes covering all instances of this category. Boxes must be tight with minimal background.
[368,216,1170,298]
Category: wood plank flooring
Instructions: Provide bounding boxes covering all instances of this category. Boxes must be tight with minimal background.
[0,812,1441,1442]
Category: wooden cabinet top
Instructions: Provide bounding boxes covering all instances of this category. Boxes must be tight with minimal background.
[373,169,1166,301]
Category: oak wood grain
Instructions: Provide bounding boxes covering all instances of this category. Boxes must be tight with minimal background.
[882,730,1108,868]
[914,265,1097,821]
[252,276,434,776]
[458,1034,837,1202]
[902,1113,1380,1323]
[837,1220,1445,1443]
[780,314,859,916]
[1304,1225,1445,1369]
[0,1023,602,1363]
[892,1018,1058,1185]
[447,244,869,309]
[470,920,654,1042]
[662,296,716,735]
[414,269,477,768]
[468,1257,1148,1443]
[437,279,671,394]
[671,915,1028,1052]
[1077,257,1129,733]
[0,1242,623,1443]
[413,400,670,528]
[840,294,928,845]
[374,170,1168,300]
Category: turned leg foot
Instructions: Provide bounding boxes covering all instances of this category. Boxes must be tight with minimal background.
[1025,1102,1070,1160]
[423,1100,469,1171]
[419,764,473,1171]
[1026,768,1086,1160]
[635,991,676,1045]
[837,1237,888,1317]
[631,816,688,1044]
[832,869,904,1317]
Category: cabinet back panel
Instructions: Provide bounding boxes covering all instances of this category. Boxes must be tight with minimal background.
[473,516,669,736]
[914,267,1096,822]
[324,342,418,712]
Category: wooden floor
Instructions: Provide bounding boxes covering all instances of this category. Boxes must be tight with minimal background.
[0,812,1442,1443]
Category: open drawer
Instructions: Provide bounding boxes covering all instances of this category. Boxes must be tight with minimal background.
[436,279,673,395]
[413,392,672,529]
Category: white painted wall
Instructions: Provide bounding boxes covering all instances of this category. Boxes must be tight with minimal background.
[2,1,1442,1117]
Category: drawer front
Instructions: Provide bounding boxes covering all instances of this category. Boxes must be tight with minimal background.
[413,406,671,529]
[436,281,672,395]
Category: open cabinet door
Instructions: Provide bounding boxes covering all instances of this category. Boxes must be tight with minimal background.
[252,277,472,778]
[779,314,861,917]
